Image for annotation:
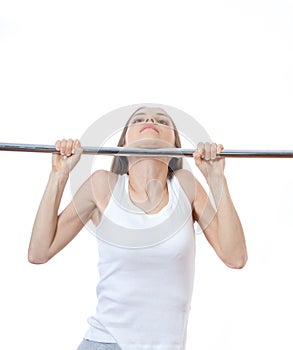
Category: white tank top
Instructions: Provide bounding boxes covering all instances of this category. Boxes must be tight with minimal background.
[84,173,196,350]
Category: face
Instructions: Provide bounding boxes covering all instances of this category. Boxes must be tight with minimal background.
[124,108,176,148]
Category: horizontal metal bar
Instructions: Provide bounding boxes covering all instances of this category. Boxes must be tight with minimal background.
[1,142,293,158]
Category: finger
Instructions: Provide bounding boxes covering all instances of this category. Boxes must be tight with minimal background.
[65,139,74,156]
[211,143,217,160]
[196,142,205,158]
[217,144,224,153]
[73,139,82,155]
[204,142,211,160]
[60,139,67,156]
[55,140,61,151]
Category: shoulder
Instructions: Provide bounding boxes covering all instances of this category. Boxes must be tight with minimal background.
[90,170,119,198]
[84,170,119,225]
[174,168,194,183]
[91,169,119,182]
[173,169,197,203]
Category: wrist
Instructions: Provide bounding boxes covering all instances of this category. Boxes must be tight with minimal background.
[207,175,228,206]
[206,174,227,186]
[49,170,69,186]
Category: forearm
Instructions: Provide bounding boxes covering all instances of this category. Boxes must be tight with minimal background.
[208,175,247,267]
[28,171,68,263]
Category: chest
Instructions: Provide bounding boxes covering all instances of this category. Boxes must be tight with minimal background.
[128,188,170,215]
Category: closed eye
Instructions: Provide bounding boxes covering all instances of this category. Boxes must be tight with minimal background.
[157,118,170,126]
[132,118,144,124]
[158,119,169,125]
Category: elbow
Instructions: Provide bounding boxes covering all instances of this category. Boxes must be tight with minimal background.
[222,251,248,270]
[225,258,247,269]
[27,250,50,264]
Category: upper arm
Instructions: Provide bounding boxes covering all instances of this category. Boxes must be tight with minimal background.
[192,178,223,258]
[47,170,112,259]
[175,169,222,258]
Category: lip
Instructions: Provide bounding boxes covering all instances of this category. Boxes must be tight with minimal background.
[140,125,159,133]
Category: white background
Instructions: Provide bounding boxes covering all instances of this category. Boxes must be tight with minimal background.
[0,1,293,349]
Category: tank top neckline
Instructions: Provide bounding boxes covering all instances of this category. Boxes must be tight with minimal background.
[123,174,173,218]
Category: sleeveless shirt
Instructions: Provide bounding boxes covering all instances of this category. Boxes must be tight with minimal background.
[84,173,196,350]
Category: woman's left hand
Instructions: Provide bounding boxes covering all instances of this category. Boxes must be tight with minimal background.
[193,142,225,180]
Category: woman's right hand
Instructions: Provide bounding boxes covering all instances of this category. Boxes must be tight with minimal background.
[52,139,83,175]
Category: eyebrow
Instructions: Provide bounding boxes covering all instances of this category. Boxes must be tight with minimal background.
[133,112,170,118]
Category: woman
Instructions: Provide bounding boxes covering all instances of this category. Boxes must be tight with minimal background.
[28,106,247,350]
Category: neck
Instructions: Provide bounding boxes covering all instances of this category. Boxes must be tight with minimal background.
[127,158,169,195]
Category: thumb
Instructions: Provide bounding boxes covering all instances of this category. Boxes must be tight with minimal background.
[193,150,203,166]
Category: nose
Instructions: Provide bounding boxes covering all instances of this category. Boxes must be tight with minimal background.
[145,118,155,123]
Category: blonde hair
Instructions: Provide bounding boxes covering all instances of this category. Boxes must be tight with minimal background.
[110,107,183,179]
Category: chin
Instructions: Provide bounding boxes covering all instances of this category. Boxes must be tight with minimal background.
[126,139,174,149]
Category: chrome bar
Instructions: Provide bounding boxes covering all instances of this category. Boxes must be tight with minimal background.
[1,142,293,158]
